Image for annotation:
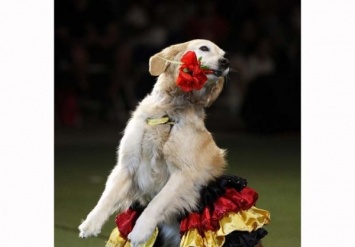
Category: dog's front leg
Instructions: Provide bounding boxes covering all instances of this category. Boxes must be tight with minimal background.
[78,165,133,238]
[128,171,200,247]
[79,117,145,238]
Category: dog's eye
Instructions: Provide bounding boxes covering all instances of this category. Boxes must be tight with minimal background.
[199,46,210,52]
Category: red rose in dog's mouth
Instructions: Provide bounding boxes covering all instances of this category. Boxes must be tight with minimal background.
[176,51,213,92]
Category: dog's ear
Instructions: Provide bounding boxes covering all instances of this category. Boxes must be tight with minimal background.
[205,77,225,107]
[149,42,189,76]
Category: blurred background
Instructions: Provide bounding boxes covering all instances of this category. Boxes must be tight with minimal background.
[55,0,300,246]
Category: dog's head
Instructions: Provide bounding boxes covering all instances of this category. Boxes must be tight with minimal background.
[149,39,229,106]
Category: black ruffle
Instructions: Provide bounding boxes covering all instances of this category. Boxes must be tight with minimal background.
[222,228,268,247]
[129,201,145,212]
[197,175,248,212]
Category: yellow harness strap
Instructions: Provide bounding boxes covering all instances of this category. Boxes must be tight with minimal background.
[146,116,175,126]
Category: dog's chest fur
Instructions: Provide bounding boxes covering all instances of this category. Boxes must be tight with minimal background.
[135,124,171,204]
[131,94,206,206]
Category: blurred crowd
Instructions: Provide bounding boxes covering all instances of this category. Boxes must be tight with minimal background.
[55,0,300,133]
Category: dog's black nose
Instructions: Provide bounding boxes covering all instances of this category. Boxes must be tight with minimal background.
[219,58,230,69]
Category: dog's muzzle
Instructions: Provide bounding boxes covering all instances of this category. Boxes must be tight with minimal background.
[219,57,230,69]
[210,58,230,77]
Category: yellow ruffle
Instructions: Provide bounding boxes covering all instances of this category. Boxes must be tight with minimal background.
[180,206,270,247]
[105,227,158,247]
[217,206,270,235]
[179,229,205,247]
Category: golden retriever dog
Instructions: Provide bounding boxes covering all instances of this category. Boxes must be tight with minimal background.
[78,39,232,246]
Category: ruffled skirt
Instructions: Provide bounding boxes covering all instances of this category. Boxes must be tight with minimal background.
[106,175,270,247]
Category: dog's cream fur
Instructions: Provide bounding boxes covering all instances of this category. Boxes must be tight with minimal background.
[78,39,229,247]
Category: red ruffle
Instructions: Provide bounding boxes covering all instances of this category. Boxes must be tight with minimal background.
[115,208,140,238]
[180,212,201,235]
[179,187,258,235]
[114,187,259,239]
[224,187,259,211]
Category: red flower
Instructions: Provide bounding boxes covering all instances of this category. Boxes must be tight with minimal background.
[176,51,212,92]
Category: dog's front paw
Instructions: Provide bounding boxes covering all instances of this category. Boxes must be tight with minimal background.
[128,216,156,247]
[78,218,102,238]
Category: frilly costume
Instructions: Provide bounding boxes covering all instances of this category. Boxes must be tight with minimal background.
[105,175,270,247]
